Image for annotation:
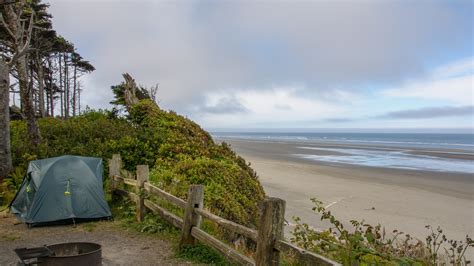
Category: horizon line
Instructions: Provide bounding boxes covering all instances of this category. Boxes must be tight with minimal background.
[206,127,474,134]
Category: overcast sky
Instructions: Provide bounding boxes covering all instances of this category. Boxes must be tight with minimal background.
[48,0,473,131]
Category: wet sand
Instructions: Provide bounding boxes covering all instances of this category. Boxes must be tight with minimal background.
[222,139,474,258]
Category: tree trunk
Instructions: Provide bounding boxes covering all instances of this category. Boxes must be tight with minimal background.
[36,54,45,118]
[2,0,40,148]
[122,73,142,112]
[72,64,77,116]
[17,57,41,147]
[48,58,54,117]
[64,54,69,119]
[59,54,63,117]
[29,61,36,114]
[0,59,12,180]
[77,81,81,114]
[49,71,54,117]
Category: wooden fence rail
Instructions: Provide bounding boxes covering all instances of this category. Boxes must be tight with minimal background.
[109,154,340,266]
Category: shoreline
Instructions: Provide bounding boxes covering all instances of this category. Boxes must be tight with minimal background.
[216,137,474,161]
[219,138,474,259]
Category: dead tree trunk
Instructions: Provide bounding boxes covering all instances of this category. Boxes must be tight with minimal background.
[122,73,143,112]
[0,59,12,180]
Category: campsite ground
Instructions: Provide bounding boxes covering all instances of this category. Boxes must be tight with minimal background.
[0,211,191,265]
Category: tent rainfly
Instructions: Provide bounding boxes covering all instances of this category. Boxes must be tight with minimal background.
[10,155,112,226]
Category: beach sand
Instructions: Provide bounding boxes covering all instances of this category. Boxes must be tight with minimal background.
[223,139,474,259]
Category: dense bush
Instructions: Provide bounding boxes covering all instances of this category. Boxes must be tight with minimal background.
[10,110,136,169]
[4,102,265,227]
[130,100,264,225]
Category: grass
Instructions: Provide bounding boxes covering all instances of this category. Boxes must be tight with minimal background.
[0,205,8,213]
[1,234,21,241]
[176,243,233,265]
[109,196,230,265]
[80,221,99,232]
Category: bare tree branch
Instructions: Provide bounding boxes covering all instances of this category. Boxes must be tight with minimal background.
[8,47,32,66]
[6,11,34,67]
[20,12,34,50]
[0,13,16,41]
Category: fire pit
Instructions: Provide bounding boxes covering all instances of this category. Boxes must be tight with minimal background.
[15,242,102,266]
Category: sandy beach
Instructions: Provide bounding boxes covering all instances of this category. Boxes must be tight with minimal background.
[222,138,474,258]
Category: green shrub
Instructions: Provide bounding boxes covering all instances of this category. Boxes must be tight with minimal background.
[0,167,27,205]
[127,100,265,227]
[8,102,265,227]
[177,243,231,265]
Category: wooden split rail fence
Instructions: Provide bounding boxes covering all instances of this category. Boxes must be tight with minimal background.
[109,154,339,266]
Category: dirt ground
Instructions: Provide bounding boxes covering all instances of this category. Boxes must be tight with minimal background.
[0,211,191,265]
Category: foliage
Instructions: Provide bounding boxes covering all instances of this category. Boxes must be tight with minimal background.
[177,243,231,265]
[291,198,473,265]
[425,225,473,265]
[9,110,136,169]
[0,167,26,205]
[127,99,265,226]
[7,101,265,227]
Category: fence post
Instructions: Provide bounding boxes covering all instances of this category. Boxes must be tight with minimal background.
[255,197,286,266]
[136,165,149,222]
[109,154,122,194]
[179,185,204,249]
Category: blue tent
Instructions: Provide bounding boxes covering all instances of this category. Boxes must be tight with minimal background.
[10,155,111,226]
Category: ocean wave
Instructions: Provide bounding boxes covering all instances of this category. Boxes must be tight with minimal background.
[293,148,474,174]
[212,133,474,151]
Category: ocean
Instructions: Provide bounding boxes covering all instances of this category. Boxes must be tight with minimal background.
[212,132,474,174]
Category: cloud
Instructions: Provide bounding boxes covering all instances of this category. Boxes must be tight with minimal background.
[274,104,292,110]
[194,87,348,128]
[431,57,474,79]
[323,118,356,123]
[199,96,248,114]
[48,1,472,111]
[381,57,473,105]
[44,1,473,128]
[377,105,474,119]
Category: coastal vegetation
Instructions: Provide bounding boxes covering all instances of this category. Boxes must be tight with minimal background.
[1,74,265,229]
[291,198,473,265]
[0,73,264,263]
[0,0,95,180]
[1,73,472,265]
